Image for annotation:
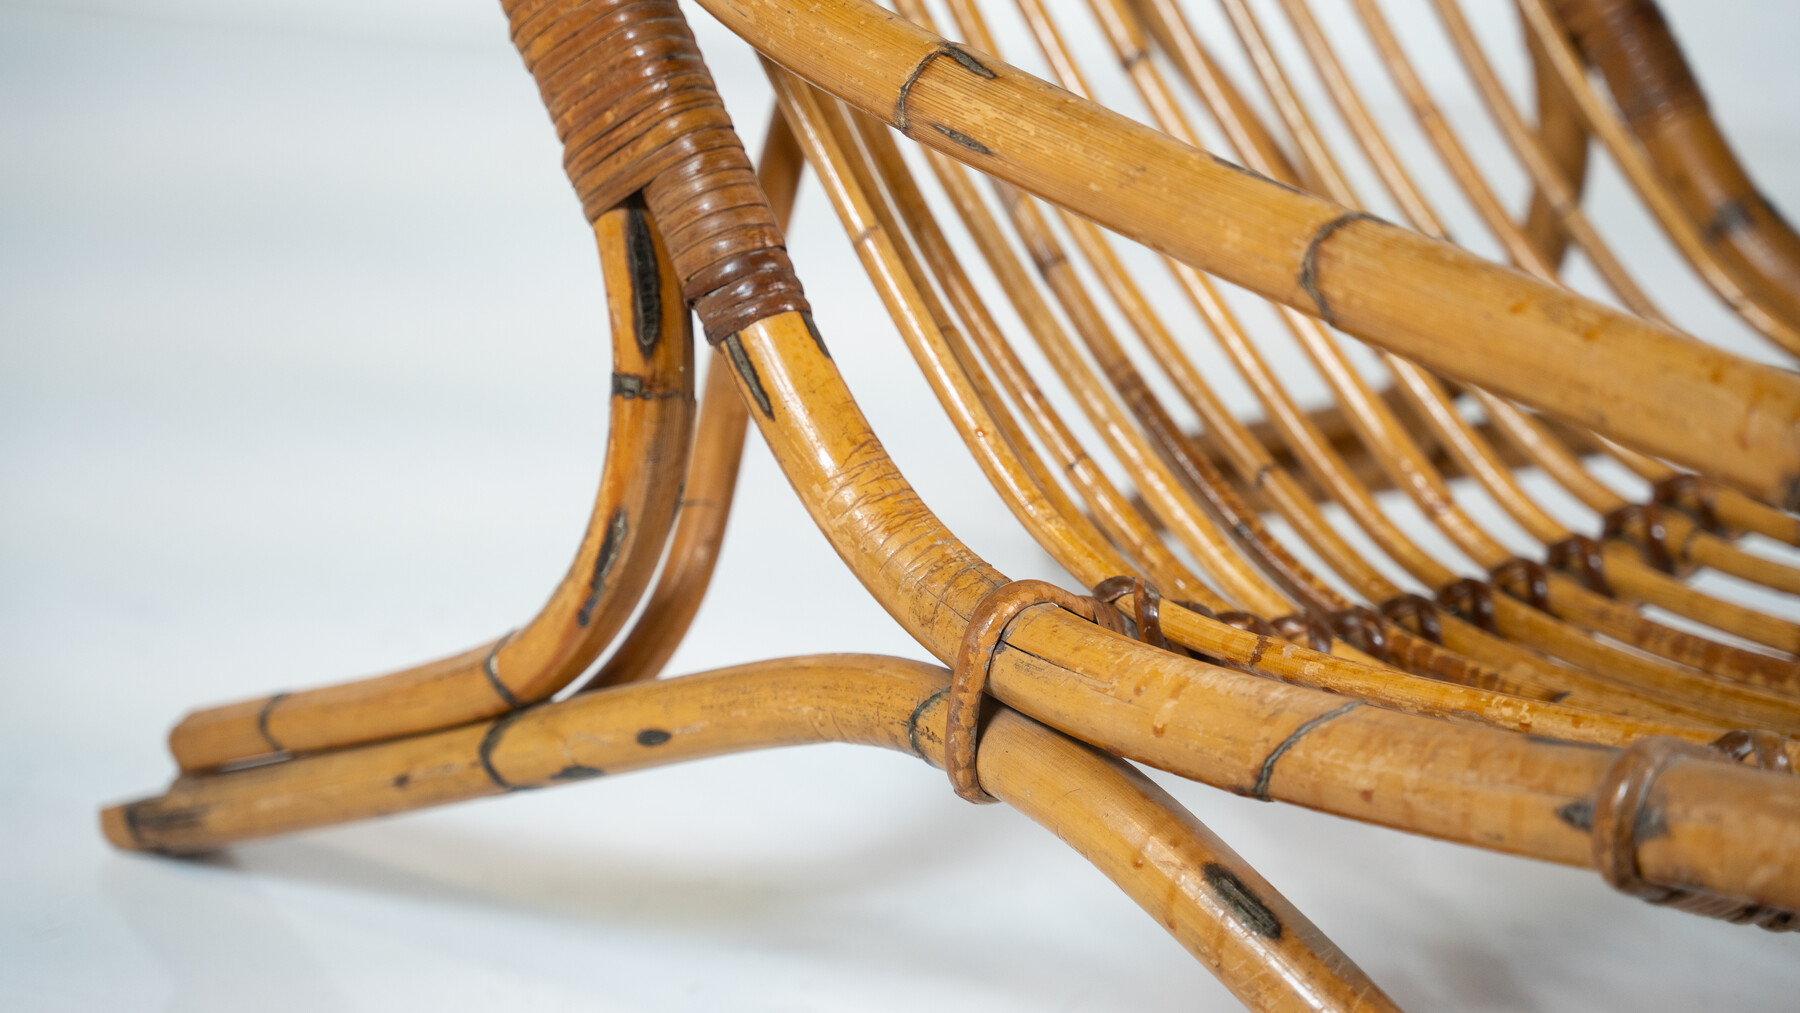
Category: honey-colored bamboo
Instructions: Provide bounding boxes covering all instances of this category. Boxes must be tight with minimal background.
[697,0,1800,502]
[106,2,1800,1003]
[1518,0,1800,348]
[167,202,695,771]
[107,654,1401,1011]
[938,0,1800,719]
[1214,0,1800,664]
[587,107,804,689]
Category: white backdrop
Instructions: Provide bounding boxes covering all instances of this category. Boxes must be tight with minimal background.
[4,0,1800,1009]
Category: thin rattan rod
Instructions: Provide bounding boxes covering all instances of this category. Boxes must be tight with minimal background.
[1343,0,1800,567]
[949,0,1800,714]
[1172,0,1800,680]
[695,0,1800,502]
[1219,0,1800,659]
[846,104,1223,605]
[766,63,1160,606]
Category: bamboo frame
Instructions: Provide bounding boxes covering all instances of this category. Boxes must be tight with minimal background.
[105,0,1800,1007]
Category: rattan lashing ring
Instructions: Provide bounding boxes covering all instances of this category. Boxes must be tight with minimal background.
[946,579,1123,803]
[1590,733,1797,930]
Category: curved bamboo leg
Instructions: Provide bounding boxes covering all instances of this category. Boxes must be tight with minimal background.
[1546,0,1800,337]
[587,107,805,689]
[167,200,695,771]
[722,299,1800,904]
[586,342,744,687]
[105,655,1403,1012]
[1496,0,1800,353]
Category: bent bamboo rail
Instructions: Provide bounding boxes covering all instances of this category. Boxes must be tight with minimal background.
[108,655,1400,1011]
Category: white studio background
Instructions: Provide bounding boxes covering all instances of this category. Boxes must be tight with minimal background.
[4,0,1800,1010]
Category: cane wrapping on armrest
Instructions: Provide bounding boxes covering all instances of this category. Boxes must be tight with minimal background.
[506,0,808,342]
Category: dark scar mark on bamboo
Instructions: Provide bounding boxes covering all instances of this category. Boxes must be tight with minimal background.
[131,803,210,835]
[1247,636,1269,669]
[624,196,662,355]
[122,802,147,847]
[1556,799,1594,831]
[391,773,411,788]
[636,728,672,746]
[551,764,604,781]
[1297,212,1381,326]
[1203,863,1282,939]
[931,123,991,155]
[256,692,288,753]
[577,511,629,628]
[483,630,520,708]
[1251,701,1361,800]
[1704,199,1754,242]
[801,311,830,359]
[907,687,950,761]
[611,372,684,400]
[723,332,774,418]
[895,43,996,134]
[478,709,533,791]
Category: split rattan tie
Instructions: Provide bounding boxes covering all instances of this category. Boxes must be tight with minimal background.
[106,0,1800,1007]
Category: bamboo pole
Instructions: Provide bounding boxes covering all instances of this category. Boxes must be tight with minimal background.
[167,201,695,770]
[956,0,1800,712]
[1542,0,1800,340]
[694,0,1800,503]
[105,655,1403,1012]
